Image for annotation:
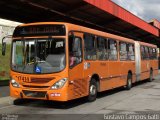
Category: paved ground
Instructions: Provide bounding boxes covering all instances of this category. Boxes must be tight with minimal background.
[0,86,9,98]
[0,75,160,120]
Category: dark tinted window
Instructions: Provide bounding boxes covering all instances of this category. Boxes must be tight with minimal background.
[152,48,157,59]
[128,44,135,60]
[144,47,149,59]
[97,37,108,60]
[84,34,96,60]
[141,46,145,60]
[69,35,82,67]
[119,42,127,60]
[108,39,117,60]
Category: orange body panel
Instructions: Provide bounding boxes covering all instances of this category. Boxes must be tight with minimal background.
[139,42,158,81]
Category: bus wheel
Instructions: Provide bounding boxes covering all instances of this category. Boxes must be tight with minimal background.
[87,78,97,102]
[126,73,132,90]
[149,70,153,82]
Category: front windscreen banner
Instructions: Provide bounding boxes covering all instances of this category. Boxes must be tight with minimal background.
[13,25,66,37]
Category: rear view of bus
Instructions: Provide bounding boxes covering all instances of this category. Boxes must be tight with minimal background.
[10,23,71,101]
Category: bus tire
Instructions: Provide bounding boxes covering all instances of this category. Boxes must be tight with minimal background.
[148,70,153,82]
[126,73,132,90]
[87,78,97,102]
[13,99,25,105]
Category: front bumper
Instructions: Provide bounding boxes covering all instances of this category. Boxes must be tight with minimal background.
[10,84,68,102]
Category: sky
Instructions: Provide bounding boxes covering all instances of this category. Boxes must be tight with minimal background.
[112,0,160,22]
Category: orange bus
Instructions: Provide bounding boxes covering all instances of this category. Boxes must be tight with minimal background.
[2,22,159,102]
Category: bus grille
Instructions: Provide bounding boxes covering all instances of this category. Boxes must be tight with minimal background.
[22,90,47,98]
[23,85,49,89]
[30,77,54,84]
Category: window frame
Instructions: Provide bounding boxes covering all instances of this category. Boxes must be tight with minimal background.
[127,43,135,61]
[68,35,83,69]
[96,36,108,61]
[141,45,146,60]
[84,33,97,61]
[119,42,128,61]
[108,38,118,61]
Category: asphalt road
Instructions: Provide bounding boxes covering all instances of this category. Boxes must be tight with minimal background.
[0,86,9,98]
[0,75,160,120]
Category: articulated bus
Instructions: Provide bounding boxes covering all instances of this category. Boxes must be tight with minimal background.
[2,22,158,102]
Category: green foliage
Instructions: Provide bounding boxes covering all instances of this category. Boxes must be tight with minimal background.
[0,44,11,80]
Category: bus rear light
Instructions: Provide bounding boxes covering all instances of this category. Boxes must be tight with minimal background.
[11,79,20,88]
[50,78,67,90]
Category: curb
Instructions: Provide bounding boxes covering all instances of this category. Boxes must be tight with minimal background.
[0,80,9,86]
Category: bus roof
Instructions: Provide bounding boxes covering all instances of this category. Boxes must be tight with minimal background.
[16,22,156,47]
[139,41,157,48]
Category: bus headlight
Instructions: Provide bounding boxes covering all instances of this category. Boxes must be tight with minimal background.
[51,78,67,90]
[11,79,20,88]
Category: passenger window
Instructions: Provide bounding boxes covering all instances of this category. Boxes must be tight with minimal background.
[152,48,157,59]
[144,47,149,59]
[128,44,135,60]
[119,42,127,61]
[149,48,153,59]
[141,46,145,60]
[69,35,82,67]
[108,39,117,60]
[97,37,108,60]
[84,34,96,60]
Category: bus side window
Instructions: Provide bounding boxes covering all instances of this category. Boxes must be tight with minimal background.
[144,47,149,59]
[149,48,153,59]
[69,35,82,67]
[108,39,117,60]
[119,42,127,61]
[141,46,145,60]
[128,44,135,60]
[153,48,157,59]
[84,34,96,60]
[97,37,107,60]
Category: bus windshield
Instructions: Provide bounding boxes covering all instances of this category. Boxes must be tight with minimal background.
[11,38,66,74]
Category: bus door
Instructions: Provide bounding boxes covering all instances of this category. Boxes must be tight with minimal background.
[68,32,85,99]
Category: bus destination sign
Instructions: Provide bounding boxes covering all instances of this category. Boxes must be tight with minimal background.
[13,24,66,37]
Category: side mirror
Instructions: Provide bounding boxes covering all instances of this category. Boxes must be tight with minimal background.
[2,42,6,56]
[1,35,12,56]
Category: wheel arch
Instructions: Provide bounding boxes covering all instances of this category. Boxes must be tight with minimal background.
[90,73,100,92]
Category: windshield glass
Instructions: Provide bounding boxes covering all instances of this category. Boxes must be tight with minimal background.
[12,38,66,74]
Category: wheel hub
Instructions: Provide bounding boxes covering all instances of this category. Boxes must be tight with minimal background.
[90,85,96,95]
[128,79,131,87]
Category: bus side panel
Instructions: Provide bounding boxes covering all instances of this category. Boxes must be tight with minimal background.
[135,41,141,81]
[151,48,159,77]
[83,61,110,92]
[120,61,136,84]
[100,61,121,91]
[150,59,159,77]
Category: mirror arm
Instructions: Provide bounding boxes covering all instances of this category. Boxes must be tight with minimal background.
[2,35,12,44]
[1,35,12,56]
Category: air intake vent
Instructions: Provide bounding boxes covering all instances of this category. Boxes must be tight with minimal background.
[23,85,49,88]
[23,90,47,98]
[30,77,55,84]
